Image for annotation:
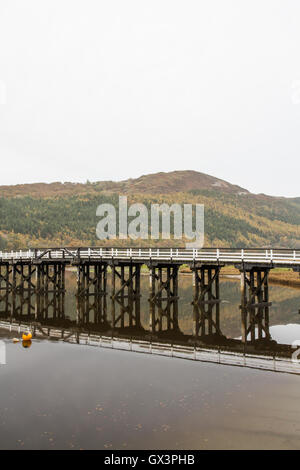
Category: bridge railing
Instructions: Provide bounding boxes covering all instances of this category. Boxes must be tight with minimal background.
[1,247,300,265]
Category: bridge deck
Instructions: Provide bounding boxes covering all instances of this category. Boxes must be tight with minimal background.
[1,247,300,268]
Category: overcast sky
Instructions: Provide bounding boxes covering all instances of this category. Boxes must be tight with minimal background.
[0,0,300,196]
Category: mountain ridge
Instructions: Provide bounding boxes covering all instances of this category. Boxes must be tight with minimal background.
[0,170,299,250]
[0,170,297,200]
[0,170,252,198]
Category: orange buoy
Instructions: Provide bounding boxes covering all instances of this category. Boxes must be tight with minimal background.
[22,332,32,341]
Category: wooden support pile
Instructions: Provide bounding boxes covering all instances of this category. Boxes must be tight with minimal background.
[76,262,108,328]
[111,264,141,329]
[191,265,222,338]
[149,265,179,333]
[240,267,271,343]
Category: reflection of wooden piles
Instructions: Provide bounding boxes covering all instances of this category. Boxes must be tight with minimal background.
[191,265,224,340]
[111,264,142,330]
[0,316,295,373]
[148,265,180,334]
[0,292,10,316]
[35,291,65,322]
[11,290,35,321]
[76,262,108,328]
[239,267,272,344]
[34,263,66,321]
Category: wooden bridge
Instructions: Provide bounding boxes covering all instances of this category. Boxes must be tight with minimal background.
[1,247,300,345]
[1,247,300,266]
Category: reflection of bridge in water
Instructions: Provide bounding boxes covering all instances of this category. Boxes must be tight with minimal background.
[1,281,300,375]
[1,247,300,349]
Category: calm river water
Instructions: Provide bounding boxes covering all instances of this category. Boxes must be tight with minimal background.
[1,272,300,450]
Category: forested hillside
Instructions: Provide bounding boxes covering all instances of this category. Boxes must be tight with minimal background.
[0,171,299,250]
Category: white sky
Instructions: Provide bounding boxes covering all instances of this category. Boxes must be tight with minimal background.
[0,0,300,196]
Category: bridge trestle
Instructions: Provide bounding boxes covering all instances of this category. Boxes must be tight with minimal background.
[35,262,66,296]
[0,263,11,315]
[148,265,179,334]
[0,263,12,292]
[34,262,66,320]
[0,253,282,347]
[111,263,141,330]
[239,266,272,344]
[35,290,65,322]
[12,262,36,293]
[191,265,223,339]
[76,262,108,327]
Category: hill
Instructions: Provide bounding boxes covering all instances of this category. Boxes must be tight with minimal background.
[111,171,250,195]
[0,170,299,250]
[0,170,249,197]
